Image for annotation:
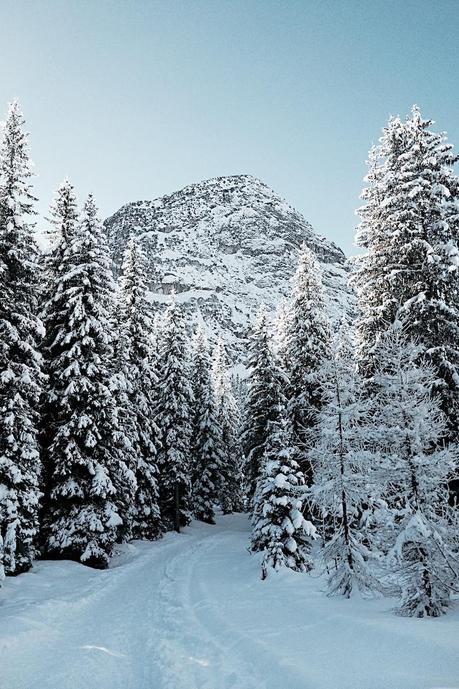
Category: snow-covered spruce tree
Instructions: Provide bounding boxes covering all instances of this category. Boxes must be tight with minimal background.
[273,298,291,375]
[373,324,459,617]
[0,101,43,576]
[212,338,245,513]
[190,326,224,524]
[354,107,459,439]
[156,298,193,531]
[40,180,79,506]
[251,405,316,579]
[108,290,138,542]
[310,323,382,597]
[117,237,162,540]
[242,306,284,504]
[42,194,133,568]
[285,244,332,481]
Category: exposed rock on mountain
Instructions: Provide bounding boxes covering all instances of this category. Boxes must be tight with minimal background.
[104,175,351,364]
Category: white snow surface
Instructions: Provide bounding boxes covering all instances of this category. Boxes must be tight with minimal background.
[1,513,458,689]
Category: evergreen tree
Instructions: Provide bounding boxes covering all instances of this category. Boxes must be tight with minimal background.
[251,405,316,579]
[42,194,132,568]
[156,298,193,531]
[190,326,224,524]
[273,297,291,375]
[354,107,459,439]
[40,180,79,509]
[374,325,459,617]
[0,101,43,576]
[212,338,245,513]
[352,117,406,374]
[242,306,283,503]
[109,287,138,542]
[310,324,382,597]
[285,245,332,481]
[117,237,162,540]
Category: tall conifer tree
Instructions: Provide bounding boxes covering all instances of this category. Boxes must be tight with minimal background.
[310,325,382,597]
[273,298,291,375]
[43,194,131,568]
[285,245,331,480]
[212,338,245,513]
[242,307,283,503]
[373,325,459,617]
[354,107,459,438]
[117,237,162,539]
[156,299,193,531]
[0,102,43,576]
[251,405,316,579]
[190,326,224,524]
[40,180,79,507]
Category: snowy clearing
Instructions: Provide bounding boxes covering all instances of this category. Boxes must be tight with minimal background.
[1,513,458,689]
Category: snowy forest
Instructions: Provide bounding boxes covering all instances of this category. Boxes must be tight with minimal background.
[1,96,459,636]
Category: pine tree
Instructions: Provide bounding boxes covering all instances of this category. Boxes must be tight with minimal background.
[285,245,332,481]
[242,306,283,503]
[251,405,316,579]
[352,116,407,374]
[40,180,79,508]
[273,298,291,374]
[42,194,132,568]
[354,107,459,440]
[373,325,459,617]
[0,101,43,576]
[156,298,193,531]
[109,289,138,542]
[190,326,224,524]
[117,237,162,540]
[310,324,382,597]
[212,338,245,513]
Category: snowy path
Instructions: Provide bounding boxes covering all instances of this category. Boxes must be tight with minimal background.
[1,514,459,689]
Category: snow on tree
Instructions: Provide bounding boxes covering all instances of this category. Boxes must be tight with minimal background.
[354,107,459,440]
[117,236,162,540]
[107,378,137,541]
[242,306,284,504]
[156,298,194,531]
[0,101,43,576]
[284,244,332,481]
[42,194,133,568]
[151,310,166,362]
[273,298,291,374]
[190,326,224,524]
[0,535,4,582]
[40,180,79,502]
[212,338,245,513]
[251,405,316,579]
[310,322,382,597]
[373,324,459,617]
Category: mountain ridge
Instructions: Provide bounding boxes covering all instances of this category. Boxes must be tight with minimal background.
[104,174,352,362]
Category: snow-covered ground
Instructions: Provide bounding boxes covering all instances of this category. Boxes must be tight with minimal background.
[1,513,458,689]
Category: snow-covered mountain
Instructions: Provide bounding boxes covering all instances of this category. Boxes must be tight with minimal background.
[104,175,351,362]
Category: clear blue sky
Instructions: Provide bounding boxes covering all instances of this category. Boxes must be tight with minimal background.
[1,0,458,254]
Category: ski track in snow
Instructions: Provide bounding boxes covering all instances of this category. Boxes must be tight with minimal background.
[1,513,459,689]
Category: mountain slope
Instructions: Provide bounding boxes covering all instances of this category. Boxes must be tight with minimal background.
[104,175,352,362]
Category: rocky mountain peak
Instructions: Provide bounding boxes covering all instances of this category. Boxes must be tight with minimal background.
[104,175,351,364]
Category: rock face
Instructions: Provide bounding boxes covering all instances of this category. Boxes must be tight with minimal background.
[105,174,351,364]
